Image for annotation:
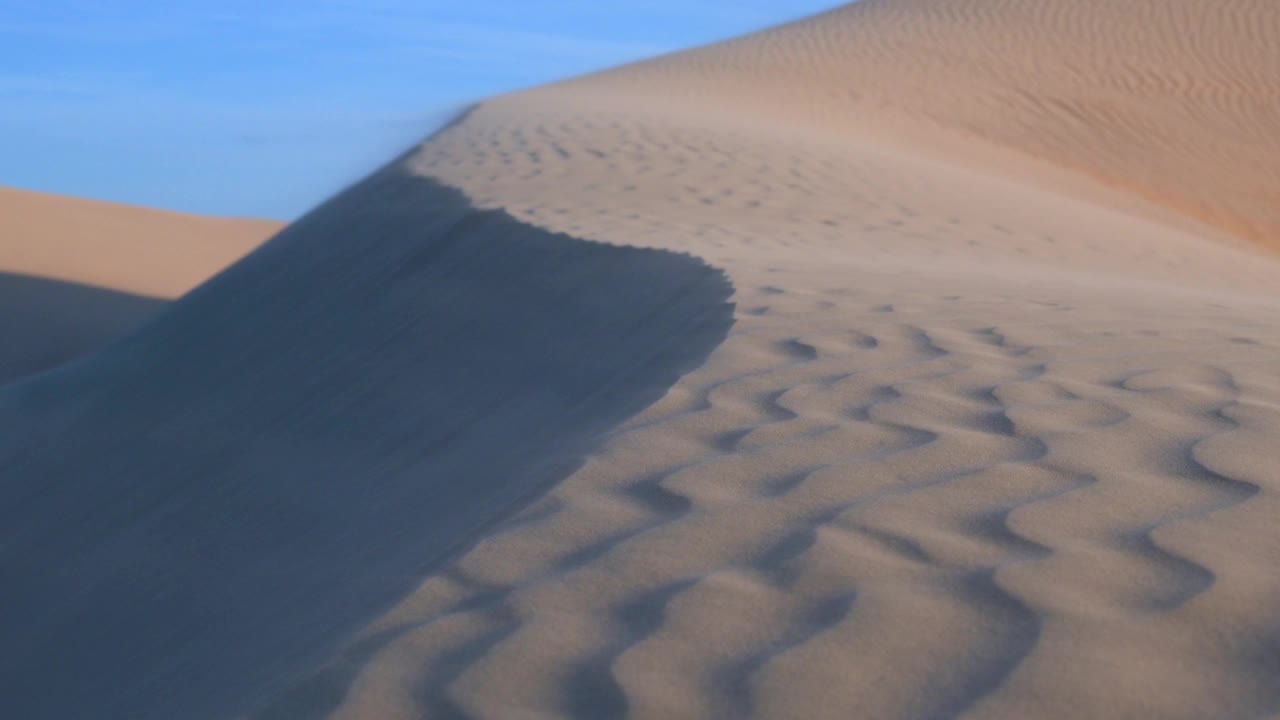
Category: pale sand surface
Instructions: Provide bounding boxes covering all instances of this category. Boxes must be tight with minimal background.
[7,1,1280,719]
[0,186,279,382]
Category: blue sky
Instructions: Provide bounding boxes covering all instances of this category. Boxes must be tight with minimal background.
[0,1,838,219]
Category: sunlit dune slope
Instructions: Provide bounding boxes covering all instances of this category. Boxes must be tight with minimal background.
[554,0,1280,250]
[0,185,280,296]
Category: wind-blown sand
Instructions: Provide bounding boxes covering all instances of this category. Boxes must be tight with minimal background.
[6,1,1280,718]
[0,186,278,382]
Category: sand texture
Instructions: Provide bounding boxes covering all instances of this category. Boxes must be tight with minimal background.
[6,1,1280,718]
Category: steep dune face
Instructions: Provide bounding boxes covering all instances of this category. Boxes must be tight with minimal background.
[0,186,279,382]
[0,172,732,719]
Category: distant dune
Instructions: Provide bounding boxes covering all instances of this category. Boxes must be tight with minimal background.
[0,186,279,296]
[5,1,1280,719]
[0,186,279,382]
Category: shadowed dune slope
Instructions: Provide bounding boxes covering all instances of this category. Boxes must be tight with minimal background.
[0,170,734,720]
[0,273,163,384]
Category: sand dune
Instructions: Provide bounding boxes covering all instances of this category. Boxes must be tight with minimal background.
[0,186,279,381]
[0,186,278,296]
[7,1,1280,719]
[0,173,731,720]
[554,0,1280,251]
[0,272,163,385]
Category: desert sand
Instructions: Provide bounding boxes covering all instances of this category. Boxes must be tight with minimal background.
[0,186,278,382]
[5,1,1280,718]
